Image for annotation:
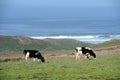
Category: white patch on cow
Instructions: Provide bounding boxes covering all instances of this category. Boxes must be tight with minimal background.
[35,52,39,55]
[76,47,82,51]
[33,58,36,61]
[85,47,91,50]
[25,52,30,62]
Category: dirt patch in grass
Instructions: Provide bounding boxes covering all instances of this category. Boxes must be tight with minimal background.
[0,57,23,62]
[106,78,120,80]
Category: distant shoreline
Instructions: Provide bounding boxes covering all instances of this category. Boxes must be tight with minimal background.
[30,34,120,44]
[0,35,120,44]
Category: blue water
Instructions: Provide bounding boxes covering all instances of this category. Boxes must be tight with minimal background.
[0,18,120,43]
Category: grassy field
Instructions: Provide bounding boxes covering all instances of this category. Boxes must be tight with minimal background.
[0,49,120,80]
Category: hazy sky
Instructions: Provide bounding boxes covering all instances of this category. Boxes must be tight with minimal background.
[1,0,120,19]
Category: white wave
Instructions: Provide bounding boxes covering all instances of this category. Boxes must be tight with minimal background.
[30,35,99,39]
[30,35,120,44]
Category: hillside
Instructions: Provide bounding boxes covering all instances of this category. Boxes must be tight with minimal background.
[0,36,120,52]
[0,36,93,52]
[95,39,120,48]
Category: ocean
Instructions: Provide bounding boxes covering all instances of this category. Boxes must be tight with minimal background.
[0,18,120,43]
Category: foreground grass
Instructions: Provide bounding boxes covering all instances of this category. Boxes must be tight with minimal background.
[0,56,120,80]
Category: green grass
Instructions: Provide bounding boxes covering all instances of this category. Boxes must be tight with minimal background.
[0,56,120,80]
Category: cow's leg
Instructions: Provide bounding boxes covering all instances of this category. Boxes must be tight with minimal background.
[75,53,79,60]
[75,49,81,60]
[84,53,90,59]
[87,54,90,59]
[77,53,80,60]
[25,52,29,62]
[76,52,81,60]
[75,51,79,60]
[84,54,88,59]
[84,55,87,59]
[75,49,78,60]
[38,59,40,62]
[79,51,83,60]
[33,58,36,61]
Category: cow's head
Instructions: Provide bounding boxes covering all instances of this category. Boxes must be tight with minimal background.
[90,50,96,58]
[23,49,28,54]
[37,52,45,62]
[41,57,45,62]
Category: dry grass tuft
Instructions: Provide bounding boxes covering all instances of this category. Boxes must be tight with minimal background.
[0,57,23,62]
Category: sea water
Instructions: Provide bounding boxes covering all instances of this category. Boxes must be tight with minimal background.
[0,18,120,43]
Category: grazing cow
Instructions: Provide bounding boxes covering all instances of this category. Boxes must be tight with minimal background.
[75,47,96,60]
[23,49,45,62]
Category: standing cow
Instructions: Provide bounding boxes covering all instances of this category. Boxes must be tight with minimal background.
[23,49,45,62]
[75,47,96,60]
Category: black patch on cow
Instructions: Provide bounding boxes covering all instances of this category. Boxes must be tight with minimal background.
[88,50,96,58]
[36,52,45,62]
[81,47,96,58]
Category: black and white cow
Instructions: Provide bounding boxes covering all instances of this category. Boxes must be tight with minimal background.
[75,47,96,60]
[23,49,45,62]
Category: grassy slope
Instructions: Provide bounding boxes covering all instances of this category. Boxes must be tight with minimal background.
[0,36,120,52]
[0,36,93,52]
[44,38,93,50]
[95,39,120,48]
